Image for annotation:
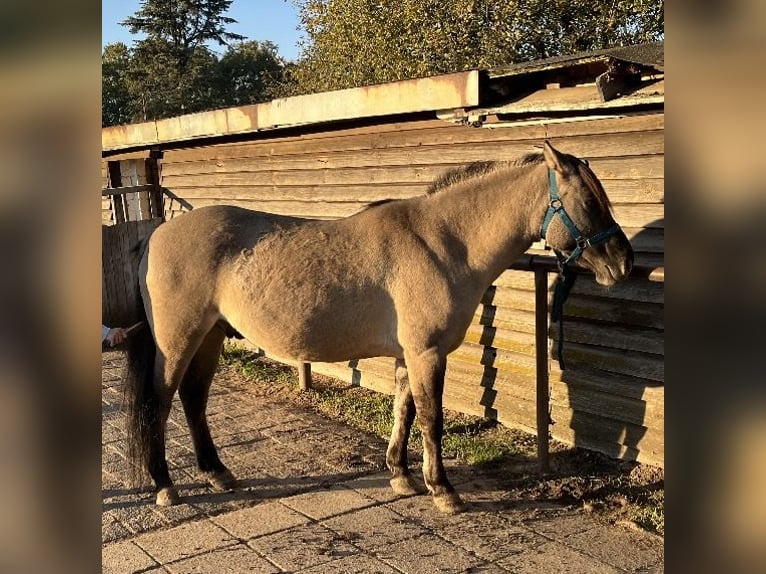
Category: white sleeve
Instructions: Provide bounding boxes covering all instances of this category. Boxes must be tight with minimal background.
[102,325,110,343]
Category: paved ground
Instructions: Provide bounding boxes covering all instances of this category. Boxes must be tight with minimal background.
[102,351,663,573]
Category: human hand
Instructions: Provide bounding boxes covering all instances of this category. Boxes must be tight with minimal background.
[105,327,127,347]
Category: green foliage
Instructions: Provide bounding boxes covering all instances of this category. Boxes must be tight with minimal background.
[218,41,289,106]
[122,0,244,54]
[102,1,289,126]
[290,0,664,94]
[102,42,135,127]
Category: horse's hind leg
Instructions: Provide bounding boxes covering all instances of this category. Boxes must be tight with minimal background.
[178,325,236,491]
[149,323,216,506]
[405,348,464,514]
[386,359,422,496]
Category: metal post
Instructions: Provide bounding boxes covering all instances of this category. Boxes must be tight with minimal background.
[534,268,550,473]
[298,362,312,391]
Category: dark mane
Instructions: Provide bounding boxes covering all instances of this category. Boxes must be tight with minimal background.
[427,162,499,195]
[363,198,398,210]
[518,152,544,165]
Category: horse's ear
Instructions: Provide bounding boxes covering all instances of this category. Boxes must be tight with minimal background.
[542,141,566,173]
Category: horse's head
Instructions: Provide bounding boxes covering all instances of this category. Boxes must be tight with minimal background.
[540,141,634,286]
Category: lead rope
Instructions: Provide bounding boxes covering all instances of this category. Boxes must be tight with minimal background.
[550,261,577,370]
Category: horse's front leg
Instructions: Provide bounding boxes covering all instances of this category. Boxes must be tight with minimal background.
[386,358,423,496]
[405,348,464,514]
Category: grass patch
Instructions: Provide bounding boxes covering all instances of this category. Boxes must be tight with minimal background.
[220,344,527,467]
[629,488,665,535]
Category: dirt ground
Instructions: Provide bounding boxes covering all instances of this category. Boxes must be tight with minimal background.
[216,357,665,537]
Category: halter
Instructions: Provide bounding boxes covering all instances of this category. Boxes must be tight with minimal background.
[540,168,621,267]
[540,167,622,368]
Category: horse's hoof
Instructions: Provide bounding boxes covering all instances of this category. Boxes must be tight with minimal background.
[433,492,464,514]
[205,469,238,491]
[390,474,422,496]
[156,487,181,506]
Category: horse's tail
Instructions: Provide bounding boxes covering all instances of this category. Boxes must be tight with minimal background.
[123,236,157,487]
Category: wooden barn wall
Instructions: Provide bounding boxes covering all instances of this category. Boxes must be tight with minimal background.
[157,112,665,467]
[102,218,163,327]
[102,157,163,224]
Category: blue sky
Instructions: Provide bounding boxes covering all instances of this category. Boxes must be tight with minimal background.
[102,0,304,61]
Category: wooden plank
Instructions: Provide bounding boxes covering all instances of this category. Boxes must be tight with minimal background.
[589,155,664,179]
[161,129,663,173]
[544,112,663,137]
[561,293,664,329]
[552,320,664,355]
[463,324,536,355]
[160,159,663,201]
[611,204,664,229]
[552,341,664,382]
[604,179,664,204]
[159,113,664,165]
[549,404,664,466]
[550,380,663,428]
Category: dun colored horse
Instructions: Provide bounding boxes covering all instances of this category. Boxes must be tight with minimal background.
[124,141,633,513]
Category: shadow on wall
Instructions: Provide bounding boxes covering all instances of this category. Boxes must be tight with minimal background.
[552,219,664,464]
[470,219,664,466]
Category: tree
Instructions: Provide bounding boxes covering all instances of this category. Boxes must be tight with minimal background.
[122,0,244,66]
[217,41,288,106]
[120,0,244,119]
[291,0,664,94]
[102,43,135,126]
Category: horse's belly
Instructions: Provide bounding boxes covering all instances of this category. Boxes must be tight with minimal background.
[222,298,400,362]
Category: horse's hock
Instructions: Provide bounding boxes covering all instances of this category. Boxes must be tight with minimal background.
[102,42,664,470]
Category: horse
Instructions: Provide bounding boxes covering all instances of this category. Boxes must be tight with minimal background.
[123,141,633,514]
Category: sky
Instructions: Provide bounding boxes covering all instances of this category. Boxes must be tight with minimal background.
[102,0,304,61]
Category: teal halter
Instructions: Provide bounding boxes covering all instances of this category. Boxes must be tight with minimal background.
[540,168,621,266]
[540,167,622,368]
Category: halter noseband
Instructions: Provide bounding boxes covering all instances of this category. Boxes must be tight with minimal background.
[540,168,621,267]
[539,166,622,370]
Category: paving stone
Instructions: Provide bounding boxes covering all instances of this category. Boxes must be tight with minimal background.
[102,512,132,544]
[135,519,237,564]
[296,553,400,574]
[521,511,600,540]
[164,543,278,573]
[323,505,428,550]
[248,522,360,571]
[438,511,547,562]
[281,485,376,520]
[562,525,664,572]
[102,540,158,574]
[344,472,407,504]
[374,532,486,574]
[212,501,311,540]
[498,540,621,573]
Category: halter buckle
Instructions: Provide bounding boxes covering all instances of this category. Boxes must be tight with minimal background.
[549,198,563,211]
[576,237,591,250]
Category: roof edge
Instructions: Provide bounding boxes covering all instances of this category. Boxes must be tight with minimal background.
[102,70,480,152]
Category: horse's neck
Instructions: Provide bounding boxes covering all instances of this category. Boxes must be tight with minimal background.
[427,164,547,284]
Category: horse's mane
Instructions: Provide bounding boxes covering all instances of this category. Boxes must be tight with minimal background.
[364,150,611,211]
[426,162,499,195]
